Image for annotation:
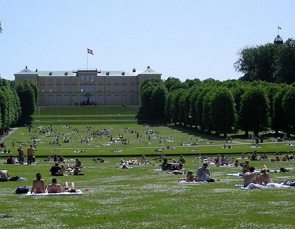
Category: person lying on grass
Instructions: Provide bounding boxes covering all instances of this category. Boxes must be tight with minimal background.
[0,169,22,182]
[242,167,274,188]
[31,173,45,194]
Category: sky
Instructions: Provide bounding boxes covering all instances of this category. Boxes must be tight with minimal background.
[0,0,294,82]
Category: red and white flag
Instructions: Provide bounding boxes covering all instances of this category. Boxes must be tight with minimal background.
[87,48,94,55]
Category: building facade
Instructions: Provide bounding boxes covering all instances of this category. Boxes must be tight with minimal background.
[15,66,161,106]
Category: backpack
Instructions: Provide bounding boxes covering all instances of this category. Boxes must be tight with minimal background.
[15,186,29,194]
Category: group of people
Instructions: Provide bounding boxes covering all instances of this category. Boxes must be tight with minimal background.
[182,163,215,182]
[241,161,272,187]
[49,158,84,176]
[31,173,74,194]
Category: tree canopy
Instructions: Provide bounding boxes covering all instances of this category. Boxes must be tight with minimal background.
[235,39,295,84]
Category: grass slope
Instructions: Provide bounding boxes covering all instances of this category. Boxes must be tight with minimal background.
[0,106,294,228]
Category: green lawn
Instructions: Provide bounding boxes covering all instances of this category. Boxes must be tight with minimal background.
[0,106,294,228]
[0,157,294,228]
[2,123,295,157]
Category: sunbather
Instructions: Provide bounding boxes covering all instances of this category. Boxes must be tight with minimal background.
[255,168,272,185]
[31,173,45,193]
[0,169,9,181]
[243,167,257,187]
[47,178,62,193]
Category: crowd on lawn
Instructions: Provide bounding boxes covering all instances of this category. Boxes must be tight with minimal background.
[1,151,295,194]
[1,124,295,193]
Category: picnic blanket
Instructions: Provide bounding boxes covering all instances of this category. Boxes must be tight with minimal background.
[226,173,242,177]
[25,190,83,196]
[178,180,203,184]
[238,183,290,190]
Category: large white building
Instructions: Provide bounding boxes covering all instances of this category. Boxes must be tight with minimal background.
[15,66,161,106]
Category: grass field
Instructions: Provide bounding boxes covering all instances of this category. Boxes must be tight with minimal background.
[0,106,294,228]
[0,157,294,228]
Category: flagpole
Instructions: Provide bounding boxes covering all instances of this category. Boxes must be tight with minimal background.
[87,52,88,70]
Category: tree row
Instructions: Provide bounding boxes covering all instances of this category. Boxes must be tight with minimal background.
[0,79,36,134]
[138,78,295,137]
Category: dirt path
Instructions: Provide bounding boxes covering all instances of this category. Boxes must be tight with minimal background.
[0,128,18,142]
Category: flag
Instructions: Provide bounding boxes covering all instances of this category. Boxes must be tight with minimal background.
[0,22,2,33]
[87,48,94,55]
[278,26,282,30]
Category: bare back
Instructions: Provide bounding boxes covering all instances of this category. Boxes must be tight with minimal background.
[32,179,45,193]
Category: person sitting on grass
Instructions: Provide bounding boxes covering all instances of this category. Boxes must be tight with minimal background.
[243,167,257,187]
[47,178,62,193]
[161,158,172,171]
[0,169,9,181]
[254,168,272,185]
[242,161,250,173]
[73,167,84,175]
[75,158,82,168]
[94,157,105,163]
[196,163,215,182]
[178,155,186,164]
[140,155,148,164]
[50,163,64,176]
[186,170,195,182]
[31,173,45,194]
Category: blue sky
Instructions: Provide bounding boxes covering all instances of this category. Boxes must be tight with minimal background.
[0,0,294,81]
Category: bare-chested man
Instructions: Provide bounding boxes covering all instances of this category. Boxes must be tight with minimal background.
[255,168,272,185]
[47,178,62,193]
[0,169,9,181]
[243,167,257,187]
[31,173,45,193]
[27,145,35,165]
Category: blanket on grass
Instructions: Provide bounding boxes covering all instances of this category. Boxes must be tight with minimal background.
[237,183,290,190]
[178,180,204,184]
[25,190,83,196]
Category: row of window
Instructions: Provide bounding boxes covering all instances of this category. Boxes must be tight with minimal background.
[38,77,137,85]
[39,94,138,105]
[40,85,138,93]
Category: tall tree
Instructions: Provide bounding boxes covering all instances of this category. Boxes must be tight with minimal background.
[272,87,289,135]
[274,39,295,84]
[138,79,167,121]
[282,86,295,135]
[164,77,185,92]
[16,80,36,124]
[210,87,236,137]
[235,38,295,84]
[239,87,270,136]
[150,84,168,121]
[170,89,185,124]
